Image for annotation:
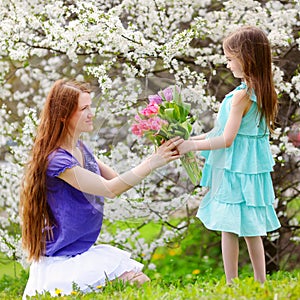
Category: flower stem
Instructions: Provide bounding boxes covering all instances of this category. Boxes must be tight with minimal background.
[180,152,202,185]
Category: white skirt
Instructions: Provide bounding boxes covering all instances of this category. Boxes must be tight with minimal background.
[23,244,144,298]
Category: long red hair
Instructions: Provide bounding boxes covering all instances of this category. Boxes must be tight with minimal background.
[223,26,278,132]
[19,79,91,261]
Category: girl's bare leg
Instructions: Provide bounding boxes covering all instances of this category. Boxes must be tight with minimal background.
[221,231,239,284]
[244,236,266,283]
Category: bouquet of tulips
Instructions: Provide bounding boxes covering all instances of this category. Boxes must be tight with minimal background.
[131,85,201,185]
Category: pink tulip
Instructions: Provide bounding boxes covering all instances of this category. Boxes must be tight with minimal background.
[148,117,162,131]
[131,123,143,136]
[139,120,151,131]
[141,102,159,116]
[134,115,143,122]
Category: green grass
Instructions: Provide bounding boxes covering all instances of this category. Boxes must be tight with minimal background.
[1,220,299,299]
[0,268,299,299]
[0,253,22,278]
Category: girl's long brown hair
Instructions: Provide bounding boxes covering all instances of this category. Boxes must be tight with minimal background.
[19,79,91,261]
[223,26,278,132]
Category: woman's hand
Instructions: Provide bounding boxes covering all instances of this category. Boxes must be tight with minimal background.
[58,137,184,199]
[148,136,184,170]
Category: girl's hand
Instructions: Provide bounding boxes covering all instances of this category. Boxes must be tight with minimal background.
[176,140,194,155]
[148,136,183,169]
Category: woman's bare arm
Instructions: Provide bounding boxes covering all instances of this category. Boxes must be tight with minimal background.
[96,159,118,180]
[58,137,183,198]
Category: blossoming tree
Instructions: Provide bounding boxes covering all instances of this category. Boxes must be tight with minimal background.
[0,0,299,271]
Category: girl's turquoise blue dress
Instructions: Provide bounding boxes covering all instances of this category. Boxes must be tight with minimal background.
[197,82,281,237]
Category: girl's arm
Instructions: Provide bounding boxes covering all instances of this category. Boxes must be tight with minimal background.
[58,137,183,199]
[178,90,250,154]
[190,133,207,140]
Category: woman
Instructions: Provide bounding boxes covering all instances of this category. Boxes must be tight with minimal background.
[20,79,183,297]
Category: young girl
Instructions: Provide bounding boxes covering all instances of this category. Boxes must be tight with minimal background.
[20,79,183,298]
[177,26,281,284]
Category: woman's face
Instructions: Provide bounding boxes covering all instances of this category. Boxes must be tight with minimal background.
[224,48,244,79]
[68,92,94,135]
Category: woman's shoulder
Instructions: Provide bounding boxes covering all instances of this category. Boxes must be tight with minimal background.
[48,147,72,162]
[47,148,79,177]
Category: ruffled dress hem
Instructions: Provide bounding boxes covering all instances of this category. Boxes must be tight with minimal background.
[196,194,281,237]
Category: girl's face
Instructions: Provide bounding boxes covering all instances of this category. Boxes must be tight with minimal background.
[68,92,94,135]
[224,49,244,79]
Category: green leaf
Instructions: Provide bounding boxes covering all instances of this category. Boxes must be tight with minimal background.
[181,120,192,135]
[175,102,190,120]
[164,108,176,122]
[173,86,181,103]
